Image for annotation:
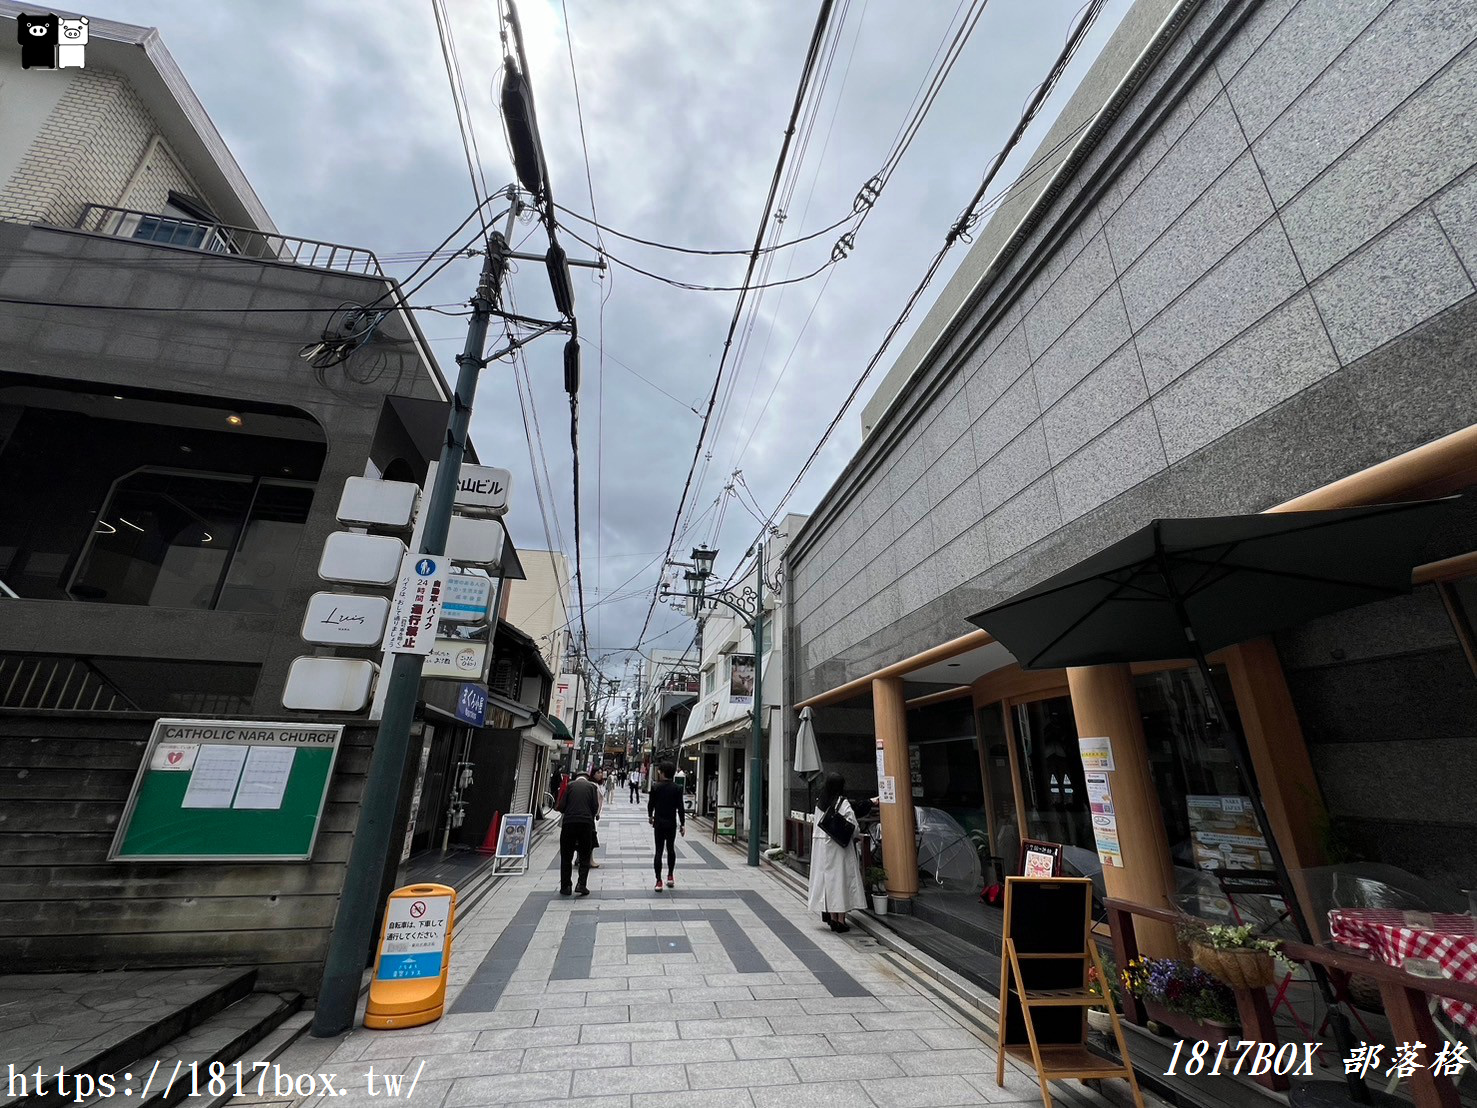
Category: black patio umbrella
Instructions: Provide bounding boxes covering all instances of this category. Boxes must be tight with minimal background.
[967,498,1455,1106]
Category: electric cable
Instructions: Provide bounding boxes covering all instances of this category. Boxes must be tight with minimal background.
[551,203,855,258]
[725,0,1110,577]
[632,0,839,652]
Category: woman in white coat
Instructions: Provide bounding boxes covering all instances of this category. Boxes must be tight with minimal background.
[807,772,868,932]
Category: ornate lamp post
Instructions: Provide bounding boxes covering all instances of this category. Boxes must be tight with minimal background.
[661,542,765,867]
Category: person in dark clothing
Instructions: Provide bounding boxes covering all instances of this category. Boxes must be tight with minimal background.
[647,761,685,892]
[556,770,601,896]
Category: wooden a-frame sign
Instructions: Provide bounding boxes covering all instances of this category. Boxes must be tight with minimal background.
[995,876,1144,1108]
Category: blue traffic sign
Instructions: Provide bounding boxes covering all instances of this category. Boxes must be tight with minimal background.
[415,557,437,577]
[455,683,487,727]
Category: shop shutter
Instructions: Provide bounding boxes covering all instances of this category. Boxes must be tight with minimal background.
[510,739,538,815]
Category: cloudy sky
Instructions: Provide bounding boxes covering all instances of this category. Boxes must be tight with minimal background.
[102,0,1132,680]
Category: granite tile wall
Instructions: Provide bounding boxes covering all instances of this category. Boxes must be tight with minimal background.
[789,0,1477,698]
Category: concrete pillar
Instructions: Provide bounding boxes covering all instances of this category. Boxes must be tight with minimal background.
[1066,664,1177,956]
[873,676,919,899]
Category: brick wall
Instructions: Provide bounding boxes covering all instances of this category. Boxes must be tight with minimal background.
[0,66,199,227]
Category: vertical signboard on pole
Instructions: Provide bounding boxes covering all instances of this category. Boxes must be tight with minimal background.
[385,554,445,654]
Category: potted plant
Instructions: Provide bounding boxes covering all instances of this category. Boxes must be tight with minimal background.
[866,866,889,914]
[1177,920,1283,990]
[1120,957,1239,1041]
[1085,954,1119,1033]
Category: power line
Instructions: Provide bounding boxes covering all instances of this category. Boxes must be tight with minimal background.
[729,0,1110,570]
[552,202,855,258]
[633,0,838,652]
[555,224,835,293]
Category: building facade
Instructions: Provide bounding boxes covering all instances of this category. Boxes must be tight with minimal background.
[785,0,1477,943]
[0,8,468,992]
[680,514,807,843]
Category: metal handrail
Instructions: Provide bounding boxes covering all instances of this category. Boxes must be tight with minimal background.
[74,205,384,277]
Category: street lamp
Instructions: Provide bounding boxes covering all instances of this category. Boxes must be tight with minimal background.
[660,542,767,867]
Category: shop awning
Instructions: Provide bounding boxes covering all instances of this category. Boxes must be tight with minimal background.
[680,715,752,749]
[549,715,573,741]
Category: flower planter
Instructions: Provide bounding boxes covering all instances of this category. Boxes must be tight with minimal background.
[1142,999,1239,1043]
[871,893,888,914]
[1190,942,1277,989]
[1086,1007,1113,1033]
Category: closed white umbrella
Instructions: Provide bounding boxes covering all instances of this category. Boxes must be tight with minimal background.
[794,706,821,777]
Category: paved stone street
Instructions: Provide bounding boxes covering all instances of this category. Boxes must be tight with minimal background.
[265,796,1132,1108]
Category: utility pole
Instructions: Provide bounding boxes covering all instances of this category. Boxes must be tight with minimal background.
[311,197,522,1037]
[748,541,764,867]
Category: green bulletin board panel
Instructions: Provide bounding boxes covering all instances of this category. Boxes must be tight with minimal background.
[110,719,344,862]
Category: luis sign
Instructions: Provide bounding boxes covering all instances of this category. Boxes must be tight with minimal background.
[454,465,512,516]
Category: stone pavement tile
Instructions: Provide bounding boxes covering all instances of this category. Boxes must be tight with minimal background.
[357,1032,482,1060]
[792,1052,906,1082]
[627,1002,720,1022]
[916,1028,988,1050]
[534,1004,631,1026]
[392,1050,525,1079]
[474,1026,580,1051]
[443,1069,572,1106]
[703,972,784,987]
[439,1009,539,1030]
[730,1035,835,1060]
[964,1069,1055,1102]
[491,993,558,1010]
[571,1066,689,1097]
[855,1010,952,1031]
[677,1017,771,1040]
[669,986,754,1003]
[765,1014,863,1035]
[749,1080,875,1108]
[581,1020,679,1044]
[621,964,674,978]
[602,989,675,1006]
[631,1038,735,1065]
[634,1091,754,1108]
[322,1039,369,1064]
[777,972,818,985]
[896,1048,998,1077]
[524,1098,629,1108]
[865,1075,980,1107]
[716,999,807,1018]
[795,997,884,1014]
[686,1058,798,1090]
[877,995,938,1011]
[748,984,827,1001]
[521,1042,631,1071]
[323,1077,454,1108]
[824,1029,929,1054]
[548,978,625,993]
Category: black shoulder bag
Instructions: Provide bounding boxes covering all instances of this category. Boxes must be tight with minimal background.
[818,798,855,847]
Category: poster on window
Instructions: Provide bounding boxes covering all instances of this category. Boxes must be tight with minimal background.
[1186,794,1274,871]
[728,654,754,706]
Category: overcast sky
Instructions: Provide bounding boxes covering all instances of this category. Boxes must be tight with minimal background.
[102,0,1132,681]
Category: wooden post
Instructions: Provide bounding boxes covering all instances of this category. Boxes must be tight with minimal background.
[1220,638,1328,938]
[1377,980,1461,1108]
[873,676,919,899]
[1066,665,1177,956]
[1107,904,1147,1026]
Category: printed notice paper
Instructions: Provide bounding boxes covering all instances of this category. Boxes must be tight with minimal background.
[181,744,248,808]
[233,745,296,810]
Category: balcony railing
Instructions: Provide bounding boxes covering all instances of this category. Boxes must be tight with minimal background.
[75,205,383,277]
[0,653,140,712]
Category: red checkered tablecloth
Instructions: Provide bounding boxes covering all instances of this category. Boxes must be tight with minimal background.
[1327,908,1477,1032]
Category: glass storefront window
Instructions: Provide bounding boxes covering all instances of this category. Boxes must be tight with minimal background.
[976,703,1020,874]
[1134,667,1274,874]
[1011,695,1096,858]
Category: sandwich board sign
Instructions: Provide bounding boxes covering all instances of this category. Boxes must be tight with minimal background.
[110,719,342,862]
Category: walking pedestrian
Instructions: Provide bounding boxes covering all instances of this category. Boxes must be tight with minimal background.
[602,765,615,804]
[555,770,600,896]
[589,767,606,868]
[628,766,642,803]
[647,762,684,891]
[807,771,867,932]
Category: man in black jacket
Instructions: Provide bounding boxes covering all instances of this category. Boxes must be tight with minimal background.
[556,770,600,896]
[647,762,685,892]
